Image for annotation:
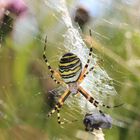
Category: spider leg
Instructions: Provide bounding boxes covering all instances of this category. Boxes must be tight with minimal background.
[79,86,123,111]
[78,86,108,115]
[78,63,98,84]
[81,29,93,74]
[48,89,71,124]
[43,35,61,84]
[79,30,99,83]
[78,47,93,83]
[50,74,61,84]
[57,109,64,124]
[82,66,95,78]
[83,47,93,73]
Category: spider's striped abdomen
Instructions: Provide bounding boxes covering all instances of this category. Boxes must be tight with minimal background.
[59,53,82,84]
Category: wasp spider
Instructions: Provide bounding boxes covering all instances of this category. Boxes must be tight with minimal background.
[43,35,121,124]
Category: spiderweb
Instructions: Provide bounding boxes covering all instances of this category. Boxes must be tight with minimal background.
[0,0,140,139]
[44,0,118,113]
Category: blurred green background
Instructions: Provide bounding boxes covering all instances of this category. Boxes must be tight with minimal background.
[0,0,140,140]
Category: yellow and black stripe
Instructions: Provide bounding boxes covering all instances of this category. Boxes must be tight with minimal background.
[59,53,82,84]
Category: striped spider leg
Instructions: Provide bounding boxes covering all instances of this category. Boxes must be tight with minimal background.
[48,89,71,124]
[43,36,70,124]
[78,86,123,116]
[77,51,122,115]
[78,29,97,83]
[77,48,107,115]
[78,86,107,116]
[43,36,62,84]
[78,47,93,83]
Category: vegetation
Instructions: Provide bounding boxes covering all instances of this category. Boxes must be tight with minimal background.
[0,0,140,140]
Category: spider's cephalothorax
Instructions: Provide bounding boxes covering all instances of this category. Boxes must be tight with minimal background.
[59,53,82,84]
